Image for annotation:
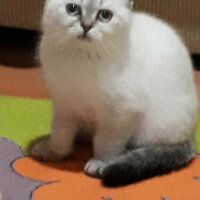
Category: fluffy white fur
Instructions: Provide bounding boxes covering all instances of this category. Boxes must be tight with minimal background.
[32,0,198,176]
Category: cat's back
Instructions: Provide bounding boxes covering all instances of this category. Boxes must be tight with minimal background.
[126,12,197,115]
[129,12,190,63]
[129,12,193,82]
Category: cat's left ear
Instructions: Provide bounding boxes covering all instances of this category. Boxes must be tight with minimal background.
[127,0,134,9]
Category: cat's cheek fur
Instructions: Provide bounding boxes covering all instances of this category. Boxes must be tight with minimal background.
[87,29,103,41]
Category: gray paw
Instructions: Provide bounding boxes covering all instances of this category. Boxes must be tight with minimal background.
[84,159,106,178]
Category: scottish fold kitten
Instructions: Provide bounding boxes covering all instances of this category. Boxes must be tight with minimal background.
[32,0,198,186]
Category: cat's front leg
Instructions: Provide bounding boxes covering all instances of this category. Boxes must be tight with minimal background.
[85,120,132,177]
[31,112,77,162]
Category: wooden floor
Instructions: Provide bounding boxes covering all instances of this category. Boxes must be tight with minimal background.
[0,27,199,112]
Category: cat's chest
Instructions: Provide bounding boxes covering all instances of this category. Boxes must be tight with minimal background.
[45,61,105,107]
[43,48,138,114]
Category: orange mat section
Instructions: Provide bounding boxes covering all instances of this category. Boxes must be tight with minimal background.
[14,145,200,200]
[0,66,48,99]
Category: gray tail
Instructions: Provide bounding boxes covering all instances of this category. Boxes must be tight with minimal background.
[102,142,195,187]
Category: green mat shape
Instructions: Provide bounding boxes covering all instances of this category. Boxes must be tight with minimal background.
[0,96,52,153]
[196,115,200,153]
[0,96,199,154]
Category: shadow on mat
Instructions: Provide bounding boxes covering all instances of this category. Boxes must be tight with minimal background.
[27,135,93,173]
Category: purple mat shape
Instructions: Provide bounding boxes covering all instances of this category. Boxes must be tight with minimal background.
[0,137,45,200]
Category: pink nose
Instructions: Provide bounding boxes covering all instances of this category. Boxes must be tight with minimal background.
[81,23,92,34]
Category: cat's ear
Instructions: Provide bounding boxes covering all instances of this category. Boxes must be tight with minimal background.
[127,0,134,9]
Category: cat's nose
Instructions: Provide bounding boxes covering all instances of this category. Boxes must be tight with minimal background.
[81,23,92,34]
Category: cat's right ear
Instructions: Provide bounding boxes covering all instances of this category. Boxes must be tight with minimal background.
[127,0,134,9]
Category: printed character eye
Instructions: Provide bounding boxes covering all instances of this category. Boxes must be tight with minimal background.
[66,4,81,16]
[97,9,113,22]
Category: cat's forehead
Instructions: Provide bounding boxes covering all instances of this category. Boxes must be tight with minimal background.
[64,0,124,7]
[81,0,102,7]
[63,0,101,7]
[81,0,102,15]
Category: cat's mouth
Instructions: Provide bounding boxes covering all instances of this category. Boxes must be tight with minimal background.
[78,34,91,41]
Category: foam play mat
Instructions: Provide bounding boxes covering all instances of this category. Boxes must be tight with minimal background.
[0,96,200,200]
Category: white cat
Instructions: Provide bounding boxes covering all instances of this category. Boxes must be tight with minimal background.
[32,0,198,186]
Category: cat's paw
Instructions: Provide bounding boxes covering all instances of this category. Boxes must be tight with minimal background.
[84,159,106,178]
[31,138,66,162]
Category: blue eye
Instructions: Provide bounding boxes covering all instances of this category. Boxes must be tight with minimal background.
[97,9,113,22]
[66,4,81,16]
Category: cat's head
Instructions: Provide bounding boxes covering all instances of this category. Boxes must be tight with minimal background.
[42,0,134,42]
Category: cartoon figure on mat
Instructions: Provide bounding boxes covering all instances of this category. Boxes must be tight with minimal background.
[102,197,112,200]
[31,0,198,186]
[0,138,44,200]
